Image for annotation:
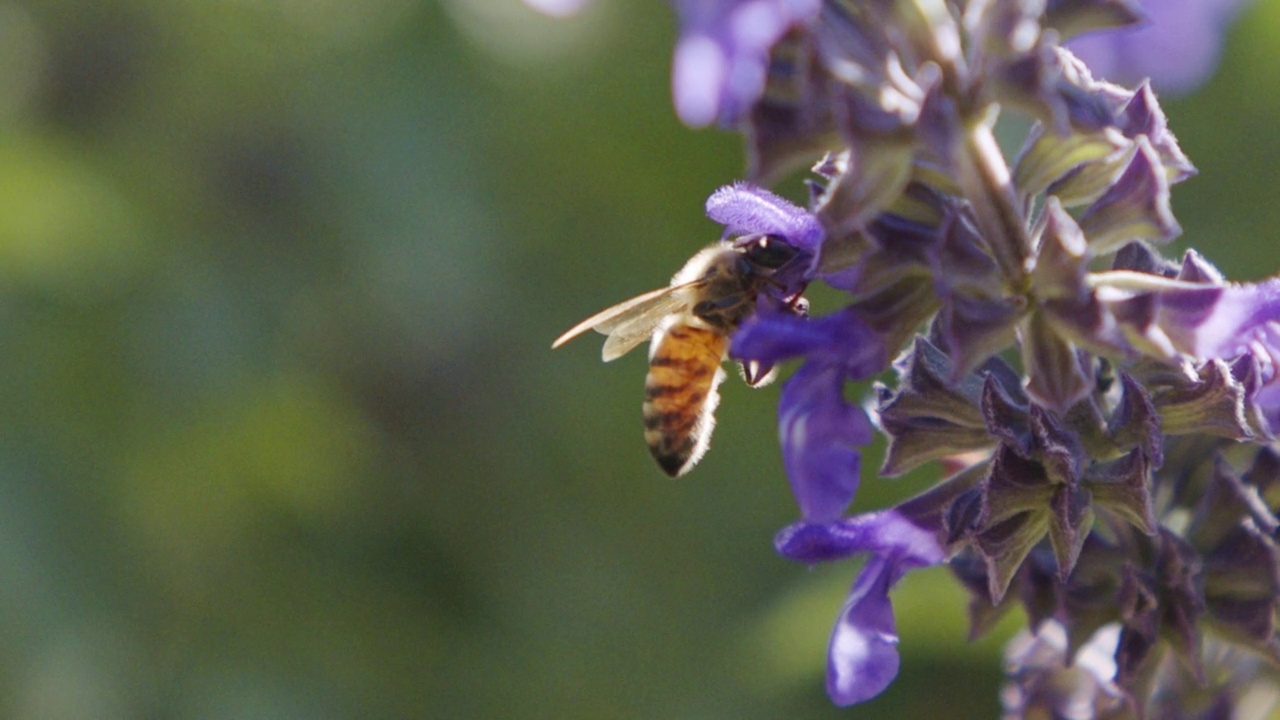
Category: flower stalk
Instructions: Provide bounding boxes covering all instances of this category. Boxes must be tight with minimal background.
[536,0,1271,714]
[956,119,1033,284]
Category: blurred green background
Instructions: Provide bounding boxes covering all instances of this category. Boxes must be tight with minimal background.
[1,1,1279,718]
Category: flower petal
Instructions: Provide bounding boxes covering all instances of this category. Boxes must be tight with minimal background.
[778,360,873,521]
[775,508,947,564]
[732,307,882,370]
[705,182,824,252]
[1161,279,1280,362]
[672,0,822,127]
[827,555,903,705]
[1066,0,1254,95]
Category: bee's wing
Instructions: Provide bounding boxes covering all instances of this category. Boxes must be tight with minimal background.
[599,296,689,361]
[552,285,677,348]
[552,281,700,361]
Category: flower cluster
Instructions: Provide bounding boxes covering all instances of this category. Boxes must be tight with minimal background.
[539,0,1273,715]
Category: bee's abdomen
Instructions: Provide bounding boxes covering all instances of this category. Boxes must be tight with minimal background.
[643,324,728,477]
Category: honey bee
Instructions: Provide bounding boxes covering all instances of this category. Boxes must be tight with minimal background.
[552,234,808,477]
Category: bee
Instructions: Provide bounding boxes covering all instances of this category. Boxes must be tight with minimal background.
[552,234,808,477]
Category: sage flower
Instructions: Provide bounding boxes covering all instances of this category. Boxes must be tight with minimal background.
[1068,0,1256,94]
[672,0,822,127]
[545,0,1280,714]
[774,478,957,704]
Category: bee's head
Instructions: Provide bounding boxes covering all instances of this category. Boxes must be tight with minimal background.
[736,233,800,270]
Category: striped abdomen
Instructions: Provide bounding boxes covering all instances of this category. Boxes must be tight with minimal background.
[643,323,729,477]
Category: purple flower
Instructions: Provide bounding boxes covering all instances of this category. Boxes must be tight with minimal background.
[672,0,821,127]
[540,0,1280,712]
[1161,279,1280,363]
[521,0,820,126]
[706,182,823,255]
[1001,621,1126,717]
[776,508,947,705]
[733,309,885,521]
[714,183,886,521]
[1068,0,1255,94]
[705,182,824,304]
[1156,276,1280,427]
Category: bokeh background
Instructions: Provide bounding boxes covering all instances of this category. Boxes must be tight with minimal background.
[1,1,1279,718]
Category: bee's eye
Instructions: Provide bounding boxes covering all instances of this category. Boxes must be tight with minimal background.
[742,234,798,268]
